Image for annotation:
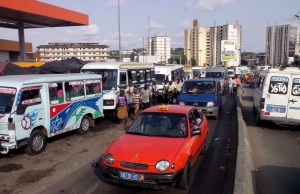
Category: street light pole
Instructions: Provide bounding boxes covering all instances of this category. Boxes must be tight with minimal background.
[118,0,121,62]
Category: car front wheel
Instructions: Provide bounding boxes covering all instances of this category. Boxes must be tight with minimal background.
[178,159,191,189]
[25,130,46,155]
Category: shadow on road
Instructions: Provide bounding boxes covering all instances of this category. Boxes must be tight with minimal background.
[255,165,300,194]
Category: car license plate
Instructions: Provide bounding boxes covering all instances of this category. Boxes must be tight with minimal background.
[119,171,143,181]
[271,107,279,112]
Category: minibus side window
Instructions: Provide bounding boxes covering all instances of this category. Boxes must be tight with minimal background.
[20,87,42,106]
[85,80,102,97]
[65,81,84,101]
[49,83,64,104]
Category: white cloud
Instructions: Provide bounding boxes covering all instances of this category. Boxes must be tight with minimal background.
[106,0,126,8]
[180,21,190,28]
[177,32,184,38]
[186,0,235,11]
[149,22,163,29]
[82,24,99,36]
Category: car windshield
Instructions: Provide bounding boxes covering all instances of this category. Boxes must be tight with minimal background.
[182,81,216,94]
[228,71,234,75]
[155,74,165,84]
[206,72,224,79]
[126,112,188,138]
[81,69,118,90]
[193,70,201,78]
[0,87,16,114]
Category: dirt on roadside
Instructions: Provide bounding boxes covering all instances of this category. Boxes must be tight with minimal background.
[0,117,134,194]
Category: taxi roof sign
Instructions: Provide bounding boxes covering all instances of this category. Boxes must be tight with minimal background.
[159,105,168,111]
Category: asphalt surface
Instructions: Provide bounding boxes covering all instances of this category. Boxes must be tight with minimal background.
[240,83,300,194]
[40,95,238,194]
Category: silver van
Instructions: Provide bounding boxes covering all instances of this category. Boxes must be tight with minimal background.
[205,67,228,95]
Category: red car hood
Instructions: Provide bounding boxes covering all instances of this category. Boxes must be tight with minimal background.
[107,134,187,165]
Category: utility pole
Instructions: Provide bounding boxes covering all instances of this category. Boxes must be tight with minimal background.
[118,0,121,62]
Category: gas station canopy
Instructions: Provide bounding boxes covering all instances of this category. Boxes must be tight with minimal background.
[0,0,89,29]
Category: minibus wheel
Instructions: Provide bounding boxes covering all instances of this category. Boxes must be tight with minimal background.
[78,115,90,135]
[25,130,46,155]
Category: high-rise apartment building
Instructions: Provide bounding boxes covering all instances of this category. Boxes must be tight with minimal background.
[37,42,109,62]
[147,36,171,63]
[184,26,210,66]
[265,24,300,66]
[184,20,242,67]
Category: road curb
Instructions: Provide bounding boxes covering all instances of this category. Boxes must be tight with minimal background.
[233,94,256,194]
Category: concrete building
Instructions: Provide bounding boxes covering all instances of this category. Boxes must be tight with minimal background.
[184,20,242,67]
[0,39,32,62]
[37,43,109,62]
[184,26,210,66]
[265,24,300,66]
[210,24,242,67]
[147,36,171,63]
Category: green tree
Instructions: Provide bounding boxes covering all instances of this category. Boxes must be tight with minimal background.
[191,58,197,67]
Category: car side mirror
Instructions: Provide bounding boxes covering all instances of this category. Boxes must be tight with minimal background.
[191,129,201,136]
[16,103,26,115]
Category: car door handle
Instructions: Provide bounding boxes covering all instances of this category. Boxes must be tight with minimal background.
[288,99,297,103]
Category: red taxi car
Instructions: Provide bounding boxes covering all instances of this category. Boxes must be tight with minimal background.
[100,105,209,189]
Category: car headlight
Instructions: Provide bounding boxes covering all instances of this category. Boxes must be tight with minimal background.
[156,160,169,171]
[207,102,214,107]
[179,102,185,105]
[104,100,114,106]
[105,154,114,164]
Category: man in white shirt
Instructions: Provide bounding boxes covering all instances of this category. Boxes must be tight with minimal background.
[151,80,159,106]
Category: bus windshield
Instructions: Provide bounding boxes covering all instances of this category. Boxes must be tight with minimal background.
[155,74,165,84]
[0,87,16,114]
[81,69,118,90]
[206,72,224,79]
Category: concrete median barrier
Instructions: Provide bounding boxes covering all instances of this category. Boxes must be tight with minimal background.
[233,94,256,194]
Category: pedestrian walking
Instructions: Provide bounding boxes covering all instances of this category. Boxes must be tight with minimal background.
[167,80,176,104]
[163,80,169,104]
[131,88,141,119]
[233,77,237,95]
[140,84,151,110]
[151,80,159,106]
[117,88,128,127]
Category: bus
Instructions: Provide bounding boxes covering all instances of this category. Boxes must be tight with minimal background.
[154,64,184,94]
[12,61,44,68]
[192,66,206,78]
[81,62,155,118]
[0,73,103,155]
[183,66,193,79]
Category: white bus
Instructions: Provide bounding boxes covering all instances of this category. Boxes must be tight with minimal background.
[183,66,193,79]
[154,64,184,94]
[81,62,155,118]
[0,74,103,155]
[192,67,206,78]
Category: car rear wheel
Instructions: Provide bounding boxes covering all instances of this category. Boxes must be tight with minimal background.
[77,115,91,135]
[178,159,191,189]
[256,113,264,127]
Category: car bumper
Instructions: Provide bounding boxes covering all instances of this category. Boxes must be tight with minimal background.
[100,163,183,189]
[197,106,219,117]
[258,111,300,125]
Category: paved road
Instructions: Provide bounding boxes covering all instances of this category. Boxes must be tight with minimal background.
[240,83,300,194]
[40,95,238,194]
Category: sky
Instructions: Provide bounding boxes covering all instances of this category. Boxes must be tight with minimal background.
[1,0,300,53]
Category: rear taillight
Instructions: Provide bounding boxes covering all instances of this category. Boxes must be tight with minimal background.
[260,98,265,109]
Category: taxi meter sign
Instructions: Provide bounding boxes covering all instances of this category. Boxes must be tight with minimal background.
[158,105,168,111]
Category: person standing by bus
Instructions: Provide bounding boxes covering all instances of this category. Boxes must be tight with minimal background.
[131,88,141,119]
[117,88,128,127]
[151,80,159,106]
[140,84,151,110]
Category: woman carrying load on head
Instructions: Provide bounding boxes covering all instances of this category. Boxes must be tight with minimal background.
[117,88,128,127]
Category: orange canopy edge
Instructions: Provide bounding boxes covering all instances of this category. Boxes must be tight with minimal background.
[0,0,89,29]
